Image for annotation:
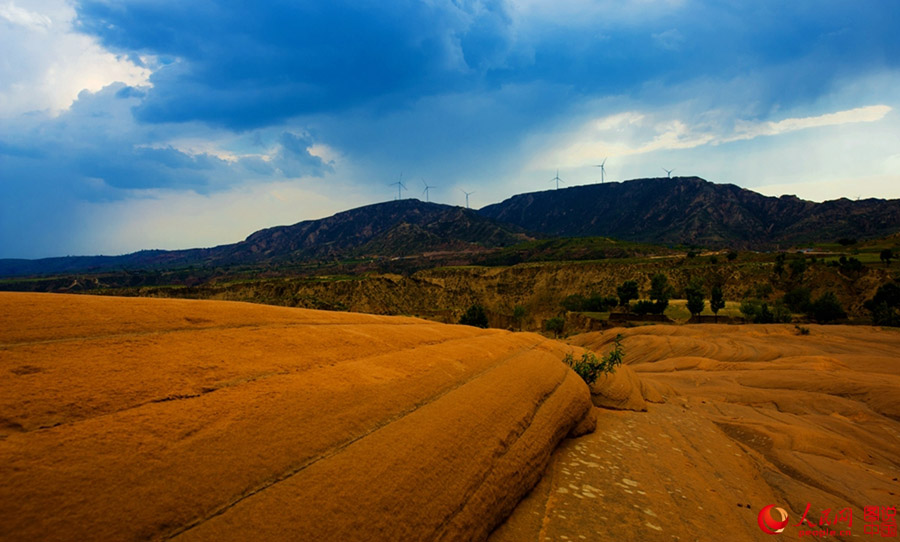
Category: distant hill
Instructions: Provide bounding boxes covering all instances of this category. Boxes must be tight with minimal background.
[3,177,900,278]
[479,177,900,248]
[0,200,528,277]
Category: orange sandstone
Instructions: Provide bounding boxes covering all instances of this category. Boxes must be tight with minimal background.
[493,324,900,541]
[0,292,591,541]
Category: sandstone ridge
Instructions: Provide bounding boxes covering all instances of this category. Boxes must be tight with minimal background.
[0,292,591,541]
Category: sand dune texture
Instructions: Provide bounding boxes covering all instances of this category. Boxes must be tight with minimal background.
[0,292,592,541]
[493,324,900,541]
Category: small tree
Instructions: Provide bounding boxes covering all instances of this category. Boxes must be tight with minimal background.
[709,285,725,322]
[649,273,674,314]
[740,299,789,323]
[560,294,586,312]
[881,249,894,267]
[632,300,655,315]
[459,304,489,328]
[512,305,527,330]
[839,255,864,277]
[616,280,639,307]
[726,250,738,262]
[545,317,565,337]
[774,253,786,276]
[807,292,846,323]
[790,257,807,280]
[772,300,792,323]
[782,286,812,313]
[685,279,705,318]
[865,282,900,326]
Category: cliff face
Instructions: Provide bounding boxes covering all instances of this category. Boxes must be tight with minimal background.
[479,177,900,248]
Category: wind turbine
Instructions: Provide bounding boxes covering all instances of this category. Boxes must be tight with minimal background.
[421,179,436,202]
[460,189,474,209]
[662,168,674,179]
[389,172,407,200]
[593,158,608,183]
[550,169,565,190]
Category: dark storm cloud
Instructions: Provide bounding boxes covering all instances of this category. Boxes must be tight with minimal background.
[74,0,517,128]
[72,0,900,130]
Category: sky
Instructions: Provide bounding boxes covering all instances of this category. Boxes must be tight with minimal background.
[1,0,899,258]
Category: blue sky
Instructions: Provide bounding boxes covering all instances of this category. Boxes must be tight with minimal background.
[1,0,899,258]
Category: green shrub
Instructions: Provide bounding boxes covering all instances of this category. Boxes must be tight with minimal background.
[795,324,810,335]
[583,293,618,312]
[774,253,786,276]
[685,279,705,317]
[709,285,725,321]
[560,294,586,312]
[740,299,790,323]
[807,291,846,323]
[838,256,864,277]
[616,280,639,307]
[562,292,617,312]
[512,305,527,330]
[864,282,900,326]
[782,287,812,313]
[649,273,674,313]
[563,334,625,385]
[545,316,565,337]
[772,300,792,323]
[459,304,489,328]
[631,299,656,315]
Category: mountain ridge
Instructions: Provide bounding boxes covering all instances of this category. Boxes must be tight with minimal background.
[2,177,899,277]
[0,200,527,277]
[479,177,900,248]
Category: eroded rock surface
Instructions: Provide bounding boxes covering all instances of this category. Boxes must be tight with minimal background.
[0,292,591,541]
[493,324,900,541]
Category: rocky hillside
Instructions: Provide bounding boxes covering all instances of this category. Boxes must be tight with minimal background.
[0,200,528,277]
[103,257,894,330]
[479,177,900,248]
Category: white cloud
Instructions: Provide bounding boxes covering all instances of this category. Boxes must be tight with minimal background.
[77,179,373,255]
[724,105,892,143]
[0,0,150,117]
[0,2,51,29]
[537,103,893,170]
[652,28,684,51]
[509,0,685,26]
[755,174,900,203]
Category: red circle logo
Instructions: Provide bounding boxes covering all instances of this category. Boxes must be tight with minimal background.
[758,505,789,534]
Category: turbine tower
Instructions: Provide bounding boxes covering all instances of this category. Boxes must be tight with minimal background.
[550,169,565,190]
[422,179,436,202]
[594,158,607,183]
[389,172,407,200]
[460,189,474,209]
[662,167,674,179]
